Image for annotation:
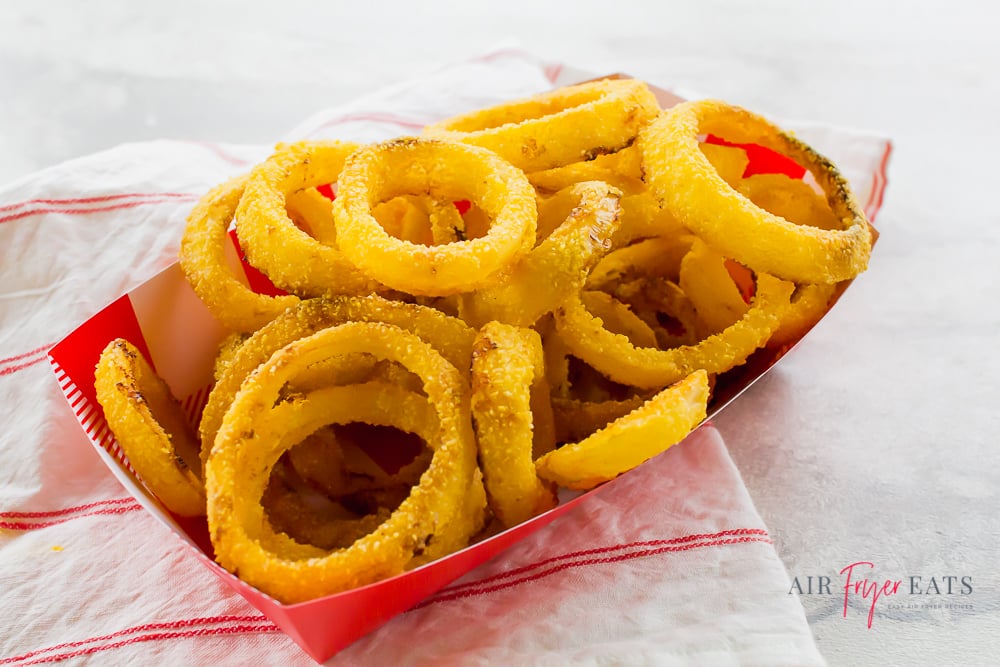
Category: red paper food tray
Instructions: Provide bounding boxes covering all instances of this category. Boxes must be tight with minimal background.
[47,82,884,662]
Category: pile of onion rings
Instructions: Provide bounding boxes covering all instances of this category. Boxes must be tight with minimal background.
[94,78,873,603]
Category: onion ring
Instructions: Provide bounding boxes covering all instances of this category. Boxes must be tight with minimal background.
[252,380,440,559]
[639,100,872,283]
[555,273,794,388]
[236,141,377,297]
[424,78,660,172]
[207,322,477,603]
[198,295,476,465]
[333,138,537,296]
[179,175,300,333]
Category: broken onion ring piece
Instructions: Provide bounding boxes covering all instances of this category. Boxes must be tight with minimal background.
[95,339,206,516]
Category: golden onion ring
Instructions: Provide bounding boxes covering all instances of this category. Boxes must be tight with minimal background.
[333,138,536,296]
[179,175,300,333]
[236,141,377,297]
[424,78,660,172]
[639,100,872,283]
[555,273,794,388]
[206,321,477,603]
[198,295,476,465]
[253,381,439,559]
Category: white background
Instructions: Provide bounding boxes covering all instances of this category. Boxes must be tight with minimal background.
[2,1,998,665]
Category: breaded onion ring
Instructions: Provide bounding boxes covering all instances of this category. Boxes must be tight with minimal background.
[198,295,476,465]
[206,322,478,603]
[639,100,872,283]
[333,138,536,296]
[252,381,440,559]
[236,141,377,297]
[179,175,299,333]
[424,78,660,172]
[555,273,794,388]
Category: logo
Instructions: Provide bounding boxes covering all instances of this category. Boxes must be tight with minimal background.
[789,561,973,628]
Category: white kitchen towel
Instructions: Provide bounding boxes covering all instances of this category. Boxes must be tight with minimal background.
[0,48,889,666]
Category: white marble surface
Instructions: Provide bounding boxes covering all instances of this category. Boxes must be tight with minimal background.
[2,2,998,665]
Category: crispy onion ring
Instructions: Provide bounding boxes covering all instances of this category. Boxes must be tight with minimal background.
[459,181,621,327]
[639,100,872,283]
[95,339,205,516]
[198,295,476,465]
[207,321,477,603]
[253,381,440,560]
[236,141,377,297]
[536,370,709,490]
[333,138,536,296]
[471,322,556,528]
[179,175,300,333]
[424,78,660,172]
[555,273,794,388]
